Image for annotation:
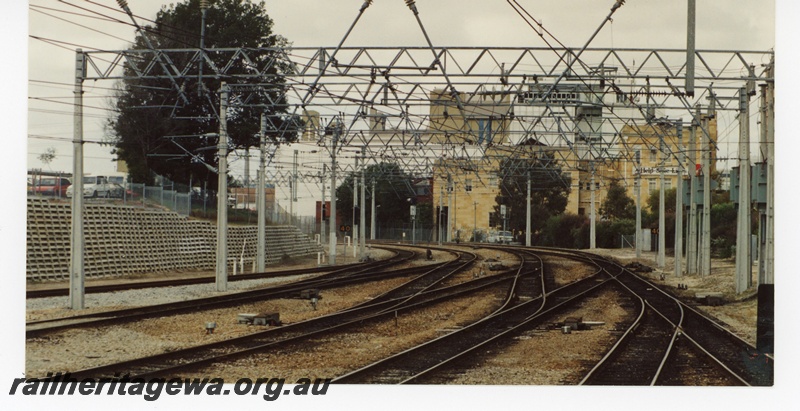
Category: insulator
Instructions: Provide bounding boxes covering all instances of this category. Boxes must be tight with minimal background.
[200,0,209,10]
[116,0,128,9]
[405,0,416,7]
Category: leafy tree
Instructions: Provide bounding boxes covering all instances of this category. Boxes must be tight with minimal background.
[646,187,677,216]
[541,213,588,248]
[596,219,636,248]
[493,153,571,239]
[335,162,428,229]
[106,0,296,188]
[600,180,635,220]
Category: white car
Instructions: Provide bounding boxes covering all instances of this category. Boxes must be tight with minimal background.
[488,230,513,244]
[66,176,121,198]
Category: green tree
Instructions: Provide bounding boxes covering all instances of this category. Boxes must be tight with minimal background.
[493,153,571,241]
[107,0,297,188]
[335,162,427,229]
[600,180,635,220]
[541,214,588,248]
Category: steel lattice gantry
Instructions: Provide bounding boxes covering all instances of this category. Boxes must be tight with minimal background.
[68,44,773,307]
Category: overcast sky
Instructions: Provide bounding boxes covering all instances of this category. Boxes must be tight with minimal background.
[20,0,777,179]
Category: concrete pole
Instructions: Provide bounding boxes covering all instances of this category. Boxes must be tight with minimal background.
[321,170,326,248]
[635,149,642,259]
[447,174,453,242]
[329,125,338,265]
[244,147,250,189]
[758,84,767,284]
[473,201,477,243]
[735,87,751,294]
[674,123,684,277]
[764,61,774,285]
[701,107,712,277]
[215,83,229,292]
[590,164,596,249]
[359,162,366,259]
[69,49,86,310]
[657,135,666,269]
[291,150,298,226]
[438,184,443,245]
[526,171,532,246]
[353,154,359,255]
[257,114,266,272]
[687,113,699,275]
[412,213,416,245]
[370,180,376,240]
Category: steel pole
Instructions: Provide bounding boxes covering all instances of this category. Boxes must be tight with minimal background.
[686,0,696,97]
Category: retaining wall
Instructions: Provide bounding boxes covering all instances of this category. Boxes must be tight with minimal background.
[26,198,321,281]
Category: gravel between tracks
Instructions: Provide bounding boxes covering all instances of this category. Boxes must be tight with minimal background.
[445,287,633,385]
[24,245,758,384]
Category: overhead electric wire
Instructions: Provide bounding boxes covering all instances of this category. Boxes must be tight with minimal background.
[30,7,133,44]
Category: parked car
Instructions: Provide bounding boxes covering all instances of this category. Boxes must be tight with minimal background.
[488,230,513,244]
[30,177,71,197]
[66,176,123,198]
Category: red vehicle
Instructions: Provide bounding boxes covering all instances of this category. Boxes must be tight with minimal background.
[31,177,71,197]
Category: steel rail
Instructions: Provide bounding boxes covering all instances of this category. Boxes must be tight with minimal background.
[26,247,419,337]
[38,249,512,380]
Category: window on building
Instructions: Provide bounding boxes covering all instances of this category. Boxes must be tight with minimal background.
[650,149,657,163]
[465,178,473,192]
[648,179,656,193]
[488,176,498,187]
[665,180,672,191]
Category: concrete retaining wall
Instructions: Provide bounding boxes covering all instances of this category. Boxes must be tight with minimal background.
[26,198,321,281]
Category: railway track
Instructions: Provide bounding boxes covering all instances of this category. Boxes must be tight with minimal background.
[333,249,618,384]
[27,243,771,386]
[26,247,419,337]
[27,262,352,299]
[578,255,770,386]
[36,248,520,380]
